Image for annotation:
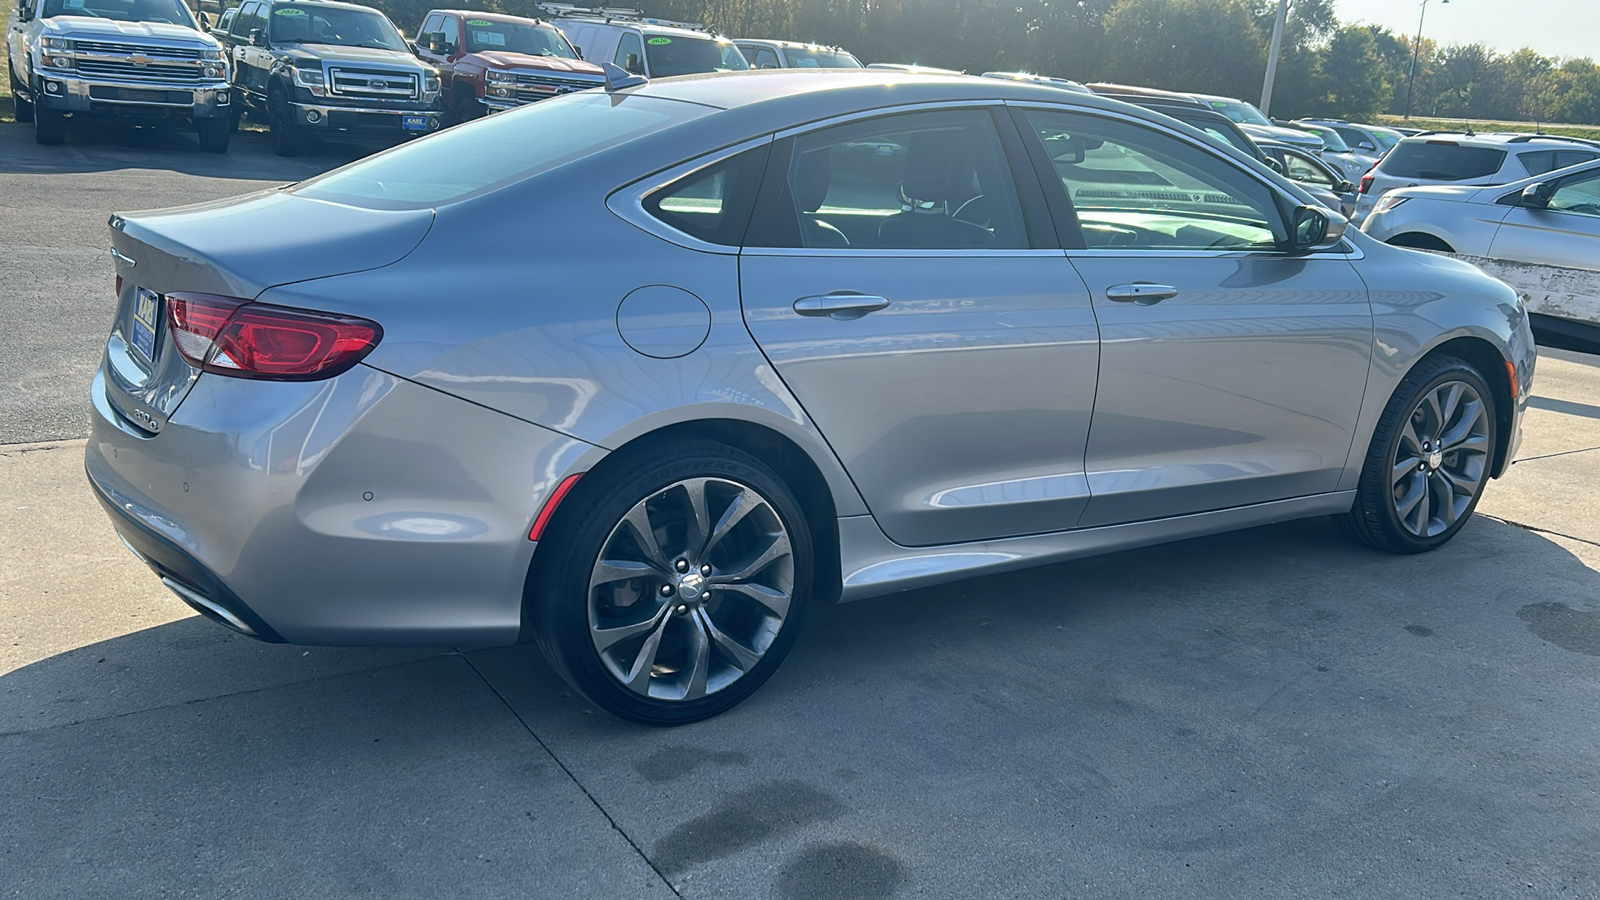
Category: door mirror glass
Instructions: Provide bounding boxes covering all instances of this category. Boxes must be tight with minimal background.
[249,27,264,45]
[1290,204,1346,252]
[1265,157,1284,174]
[1522,182,1556,209]
[1357,141,1376,151]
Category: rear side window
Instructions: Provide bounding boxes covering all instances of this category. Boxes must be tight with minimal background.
[643,145,770,246]
[292,93,705,209]
[1380,143,1507,181]
[1518,151,1559,177]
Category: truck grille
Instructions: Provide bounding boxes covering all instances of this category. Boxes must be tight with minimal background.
[77,59,203,82]
[514,71,602,102]
[75,40,205,59]
[327,67,419,101]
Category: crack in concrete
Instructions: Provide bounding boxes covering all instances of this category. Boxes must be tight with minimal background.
[1514,445,1600,464]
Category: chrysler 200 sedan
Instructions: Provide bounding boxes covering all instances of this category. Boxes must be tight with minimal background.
[88,70,1535,724]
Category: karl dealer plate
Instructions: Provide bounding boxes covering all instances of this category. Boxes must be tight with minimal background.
[130,287,160,364]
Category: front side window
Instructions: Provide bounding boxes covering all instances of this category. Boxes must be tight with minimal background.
[614,31,644,75]
[747,46,779,69]
[41,0,195,26]
[642,35,749,77]
[1547,170,1600,217]
[464,19,575,57]
[1023,108,1285,251]
[230,0,260,35]
[1283,150,1334,186]
[757,108,1028,251]
[269,3,406,51]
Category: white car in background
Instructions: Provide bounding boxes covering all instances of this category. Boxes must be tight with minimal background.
[1297,118,1403,164]
[1290,121,1376,181]
[733,39,861,69]
[1356,132,1600,223]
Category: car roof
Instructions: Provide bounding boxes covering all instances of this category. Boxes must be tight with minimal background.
[431,9,556,26]
[1401,131,1594,148]
[556,17,722,40]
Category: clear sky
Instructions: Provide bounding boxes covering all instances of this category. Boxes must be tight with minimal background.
[1332,0,1600,60]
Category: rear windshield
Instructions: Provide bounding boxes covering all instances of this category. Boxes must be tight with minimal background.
[291,92,703,209]
[1379,142,1507,181]
[643,35,749,77]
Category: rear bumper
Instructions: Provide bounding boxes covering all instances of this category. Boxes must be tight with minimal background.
[86,362,596,647]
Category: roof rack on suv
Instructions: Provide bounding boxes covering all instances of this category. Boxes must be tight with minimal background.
[540,3,709,30]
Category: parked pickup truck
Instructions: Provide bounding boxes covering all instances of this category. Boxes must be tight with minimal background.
[7,0,234,150]
[218,0,441,156]
[414,9,603,123]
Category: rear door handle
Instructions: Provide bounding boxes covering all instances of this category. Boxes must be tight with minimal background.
[1105,283,1178,305]
[793,293,891,320]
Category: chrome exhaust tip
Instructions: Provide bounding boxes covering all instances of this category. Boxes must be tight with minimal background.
[161,576,259,638]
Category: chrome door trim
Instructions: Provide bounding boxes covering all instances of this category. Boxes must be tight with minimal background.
[742,247,1067,259]
[1065,245,1364,260]
[605,134,775,256]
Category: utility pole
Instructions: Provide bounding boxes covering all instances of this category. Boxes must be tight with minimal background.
[1259,0,1289,117]
[1405,0,1448,120]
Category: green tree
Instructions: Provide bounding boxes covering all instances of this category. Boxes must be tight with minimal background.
[1313,25,1390,121]
[1099,0,1265,99]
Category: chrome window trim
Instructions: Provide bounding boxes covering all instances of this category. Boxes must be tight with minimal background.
[606,134,776,255]
[771,99,1001,140]
[1065,244,1362,261]
[742,247,1066,259]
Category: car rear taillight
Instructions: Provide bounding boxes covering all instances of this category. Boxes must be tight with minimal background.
[1359,172,1374,194]
[166,293,381,381]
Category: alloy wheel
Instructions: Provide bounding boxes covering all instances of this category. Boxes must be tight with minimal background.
[587,477,794,702]
[1390,379,1492,538]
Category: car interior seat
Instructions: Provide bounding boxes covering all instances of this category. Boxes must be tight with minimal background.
[877,130,995,249]
[793,148,849,247]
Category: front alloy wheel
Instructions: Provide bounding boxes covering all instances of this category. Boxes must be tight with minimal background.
[534,442,813,725]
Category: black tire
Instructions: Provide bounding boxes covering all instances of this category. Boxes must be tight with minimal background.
[452,92,483,126]
[197,116,230,153]
[268,88,304,157]
[532,441,814,725]
[1344,356,1498,554]
[9,63,34,123]
[228,104,241,134]
[34,107,66,145]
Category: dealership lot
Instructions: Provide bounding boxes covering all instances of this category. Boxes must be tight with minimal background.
[4,121,1600,898]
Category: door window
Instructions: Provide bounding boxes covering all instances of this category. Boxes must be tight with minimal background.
[438,14,459,52]
[756,108,1029,250]
[417,13,442,47]
[1021,108,1286,251]
[614,31,645,75]
[1283,150,1334,186]
[1547,169,1600,217]
[230,0,259,35]
[1557,150,1600,170]
[749,47,780,69]
[1519,151,1559,177]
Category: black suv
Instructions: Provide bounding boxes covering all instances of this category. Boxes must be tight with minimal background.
[219,0,441,155]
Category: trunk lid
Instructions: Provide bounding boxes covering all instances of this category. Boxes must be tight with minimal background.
[101,190,432,434]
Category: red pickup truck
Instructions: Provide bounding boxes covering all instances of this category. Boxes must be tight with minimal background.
[413,9,605,123]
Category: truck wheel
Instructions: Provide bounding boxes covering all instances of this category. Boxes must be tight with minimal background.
[34,108,66,145]
[268,88,304,157]
[453,93,483,126]
[197,117,230,153]
[8,63,33,123]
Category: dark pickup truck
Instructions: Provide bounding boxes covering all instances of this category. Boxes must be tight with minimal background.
[218,0,441,155]
[413,9,603,123]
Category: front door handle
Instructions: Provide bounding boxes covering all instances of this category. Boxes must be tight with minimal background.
[793,292,891,320]
[1105,283,1178,305]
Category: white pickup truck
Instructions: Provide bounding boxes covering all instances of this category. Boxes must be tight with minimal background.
[7,0,233,150]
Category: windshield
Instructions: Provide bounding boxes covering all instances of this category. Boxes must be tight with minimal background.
[293,92,701,208]
[1372,129,1402,151]
[1204,98,1271,127]
[463,19,575,57]
[643,35,748,77]
[783,46,861,68]
[1301,124,1349,152]
[269,3,406,51]
[40,0,196,27]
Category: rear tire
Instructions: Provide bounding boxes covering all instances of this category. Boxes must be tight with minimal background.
[268,88,304,157]
[532,441,814,725]
[197,116,230,153]
[1344,356,1497,554]
[34,107,65,145]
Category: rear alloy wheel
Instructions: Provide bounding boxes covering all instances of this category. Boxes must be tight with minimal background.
[34,107,66,145]
[269,88,304,157]
[534,443,812,725]
[1345,357,1496,553]
[197,116,230,153]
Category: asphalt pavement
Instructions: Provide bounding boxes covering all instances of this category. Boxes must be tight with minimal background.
[4,118,1600,899]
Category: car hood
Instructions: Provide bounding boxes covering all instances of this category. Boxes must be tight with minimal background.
[471,51,604,75]
[283,44,426,68]
[40,15,216,46]
[1241,123,1323,149]
[110,189,435,300]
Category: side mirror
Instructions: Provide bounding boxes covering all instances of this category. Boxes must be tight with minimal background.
[1289,204,1347,253]
[1521,182,1556,209]
[249,28,265,46]
[1265,158,1284,174]
[1357,141,1376,151]
[198,10,209,27]
[1336,180,1357,195]
[622,52,643,75]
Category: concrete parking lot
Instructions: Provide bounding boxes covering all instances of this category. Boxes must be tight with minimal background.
[3,120,1600,899]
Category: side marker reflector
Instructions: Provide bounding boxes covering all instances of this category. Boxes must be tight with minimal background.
[529,473,584,541]
[1506,360,1519,400]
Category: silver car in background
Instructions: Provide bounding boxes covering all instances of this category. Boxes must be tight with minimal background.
[88,71,1534,725]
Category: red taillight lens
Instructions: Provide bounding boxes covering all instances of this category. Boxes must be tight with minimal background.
[165,293,382,381]
[1359,172,1374,194]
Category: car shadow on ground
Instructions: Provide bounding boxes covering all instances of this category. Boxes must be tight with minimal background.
[5,516,1600,897]
[0,118,364,178]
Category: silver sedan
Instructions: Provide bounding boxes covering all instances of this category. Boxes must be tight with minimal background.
[88,70,1535,724]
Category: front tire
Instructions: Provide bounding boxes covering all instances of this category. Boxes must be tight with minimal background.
[8,62,34,123]
[532,442,814,725]
[268,88,304,157]
[1344,357,1497,553]
[197,116,230,153]
[452,92,483,126]
[34,107,65,145]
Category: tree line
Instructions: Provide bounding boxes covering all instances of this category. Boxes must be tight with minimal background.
[362,0,1600,126]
